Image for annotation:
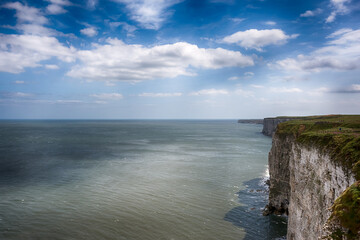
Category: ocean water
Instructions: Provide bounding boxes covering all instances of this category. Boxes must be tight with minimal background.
[0,120,287,239]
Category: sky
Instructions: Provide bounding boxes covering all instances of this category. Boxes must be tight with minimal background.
[0,0,359,119]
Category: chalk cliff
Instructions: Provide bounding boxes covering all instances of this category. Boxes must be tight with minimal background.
[262,117,293,136]
[265,115,360,239]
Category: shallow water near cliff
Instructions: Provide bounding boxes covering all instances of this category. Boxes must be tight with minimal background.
[0,120,287,239]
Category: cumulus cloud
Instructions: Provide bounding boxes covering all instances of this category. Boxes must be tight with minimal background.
[274,28,360,72]
[91,93,123,100]
[67,38,254,82]
[139,92,182,97]
[3,2,48,25]
[80,27,98,37]
[222,29,298,51]
[113,0,182,29]
[300,8,323,17]
[326,0,351,23]
[0,34,75,73]
[189,89,229,96]
[2,2,67,36]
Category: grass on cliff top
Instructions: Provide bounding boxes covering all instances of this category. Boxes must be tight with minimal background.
[329,181,360,238]
[276,115,360,180]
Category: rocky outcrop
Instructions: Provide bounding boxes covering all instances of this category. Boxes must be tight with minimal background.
[264,134,292,215]
[262,118,293,136]
[265,116,360,239]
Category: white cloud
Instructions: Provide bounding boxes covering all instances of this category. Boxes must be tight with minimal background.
[80,27,98,37]
[46,0,72,14]
[300,8,323,17]
[47,4,66,14]
[228,76,239,81]
[326,0,351,23]
[270,87,303,93]
[3,2,72,36]
[0,34,75,73]
[94,100,107,104]
[45,64,59,69]
[113,0,182,30]
[351,84,360,91]
[139,92,182,97]
[265,21,276,26]
[244,72,254,76]
[228,72,254,81]
[14,92,33,97]
[250,84,264,88]
[274,28,360,72]
[308,87,330,96]
[15,24,54,36]
[222,29,298,51]
[15,80,25,84]
[67,39,254,82]
[109,22,137,37]
[327,28,352,38]
[190,89,229,96]
[229,18,245,23]
[87,0,98,9]
[91,93,123,100]
[3,2,48,25]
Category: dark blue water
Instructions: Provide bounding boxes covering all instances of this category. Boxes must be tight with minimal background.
[0,120,287,239]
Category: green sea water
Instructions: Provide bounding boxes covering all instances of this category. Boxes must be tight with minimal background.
[0,120,287,239]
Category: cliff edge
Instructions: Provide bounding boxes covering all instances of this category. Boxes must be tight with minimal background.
[262,117,301,137]
[265,115,360,239]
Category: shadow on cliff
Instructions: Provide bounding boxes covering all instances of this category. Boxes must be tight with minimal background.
[224,178,287,240]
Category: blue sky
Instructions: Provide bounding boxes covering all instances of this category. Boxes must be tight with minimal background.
[0,0,359,119]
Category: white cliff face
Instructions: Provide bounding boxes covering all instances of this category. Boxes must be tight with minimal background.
[267,134,356,240]
[287,144,355,240]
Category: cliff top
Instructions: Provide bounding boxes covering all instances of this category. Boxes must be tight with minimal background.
[276,115,360,180]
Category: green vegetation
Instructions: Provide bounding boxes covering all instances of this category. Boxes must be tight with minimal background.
[329,181,360,238]
[276,115,360,180]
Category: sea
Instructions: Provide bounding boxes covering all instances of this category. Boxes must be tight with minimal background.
[0,120,287,240]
